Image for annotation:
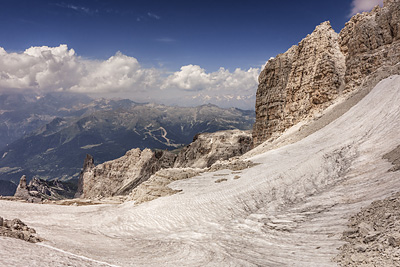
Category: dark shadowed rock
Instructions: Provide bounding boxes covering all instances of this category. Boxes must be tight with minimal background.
[383,145,400,172]
[75,154,95,198]
[14,175,77,201]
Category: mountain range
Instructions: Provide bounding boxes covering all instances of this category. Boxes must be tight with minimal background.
[0,94,255,185]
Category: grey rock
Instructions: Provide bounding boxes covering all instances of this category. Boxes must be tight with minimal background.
[75,154,95,198]
[174,130,252,169]
[13,175,30,199]
[79,149,177,199]
[0,217,42,243]
[14,175,76,201]
[253,0,400,147]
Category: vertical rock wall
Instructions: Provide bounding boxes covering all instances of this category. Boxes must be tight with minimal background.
[253,0,400,147]
[253,22,345,146]
[80,149,176,199]
[339,0,400,91]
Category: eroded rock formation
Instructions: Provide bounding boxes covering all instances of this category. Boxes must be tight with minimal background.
[79,149,177,199]
[78,130,253,199]
[0,217,42,243]
[174,130,252,169]
[75,154,95,198]
[128,168,204,204]
[253,0,400,146]
[340,0,400,91]
[252,22,345,146]
[335,191,400,266]
[13,175,30,199]
[14,175,77,202]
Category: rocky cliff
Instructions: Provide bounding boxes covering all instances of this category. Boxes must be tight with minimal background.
[174,130,252,169]
[340,0,400,91]
[78,130,252,199]
[253,0,400,146]
[14,175,76,201]
[79,149,177,199]
[74,154,95,198]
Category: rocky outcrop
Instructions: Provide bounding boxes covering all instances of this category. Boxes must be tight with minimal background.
[253,22,346,146]
[383,145,400,171]
[335,191,400,266]
[174,130,252,169]
[0,217,42,243]
[80,149,177,199]
[14,175,77,202]
[253,0,400,146]
[340,0,400,91]
[75,154,95,198]
[78,130,253,200]
[128,168,204,204]
[13,175,30,199]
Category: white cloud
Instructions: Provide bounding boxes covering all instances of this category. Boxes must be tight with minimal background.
[160,65,259,109]
[350,0,383,16]
[147,12,160,20]
[0,45,260,109]
[0,45,83,90]
[55,3,95,15]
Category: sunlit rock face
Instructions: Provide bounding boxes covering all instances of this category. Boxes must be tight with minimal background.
[253,0,400,147]
[253,22,346,146]
[79,130,252,199]
[80,149,176,199]
[174,129,252,169]
[339,0,400,91]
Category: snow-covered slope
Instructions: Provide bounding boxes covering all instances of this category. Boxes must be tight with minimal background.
[1,75,400,266]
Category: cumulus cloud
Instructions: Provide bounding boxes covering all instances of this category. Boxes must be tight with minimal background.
[0,45,260,109]
[350,0,383,16]
[161,65,259,109]
[0,45,83,91]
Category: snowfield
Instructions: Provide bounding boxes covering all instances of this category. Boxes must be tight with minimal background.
[1,75,400,266]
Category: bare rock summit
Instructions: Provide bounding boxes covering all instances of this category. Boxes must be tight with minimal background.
[253,21,345,146]
[253,0,400,147]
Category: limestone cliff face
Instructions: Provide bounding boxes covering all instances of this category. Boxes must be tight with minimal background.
[80,148,176,198]
[340,0,400,90]
[253,22,346,146]
[78,130,252,199]
[253,0,400,147]
[174,130,252,169]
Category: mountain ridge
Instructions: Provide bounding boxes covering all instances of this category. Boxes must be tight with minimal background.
[0,102,254,184]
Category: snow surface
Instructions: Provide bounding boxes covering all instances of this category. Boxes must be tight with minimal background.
[1,75,400,266]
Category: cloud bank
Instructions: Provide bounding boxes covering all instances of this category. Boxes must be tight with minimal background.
[350,0,383,16]
[0,45,259,109]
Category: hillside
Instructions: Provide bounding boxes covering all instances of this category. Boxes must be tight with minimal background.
[0,103,254,183]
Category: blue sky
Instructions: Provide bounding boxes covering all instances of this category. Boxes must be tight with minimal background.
[0,0,384,109]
